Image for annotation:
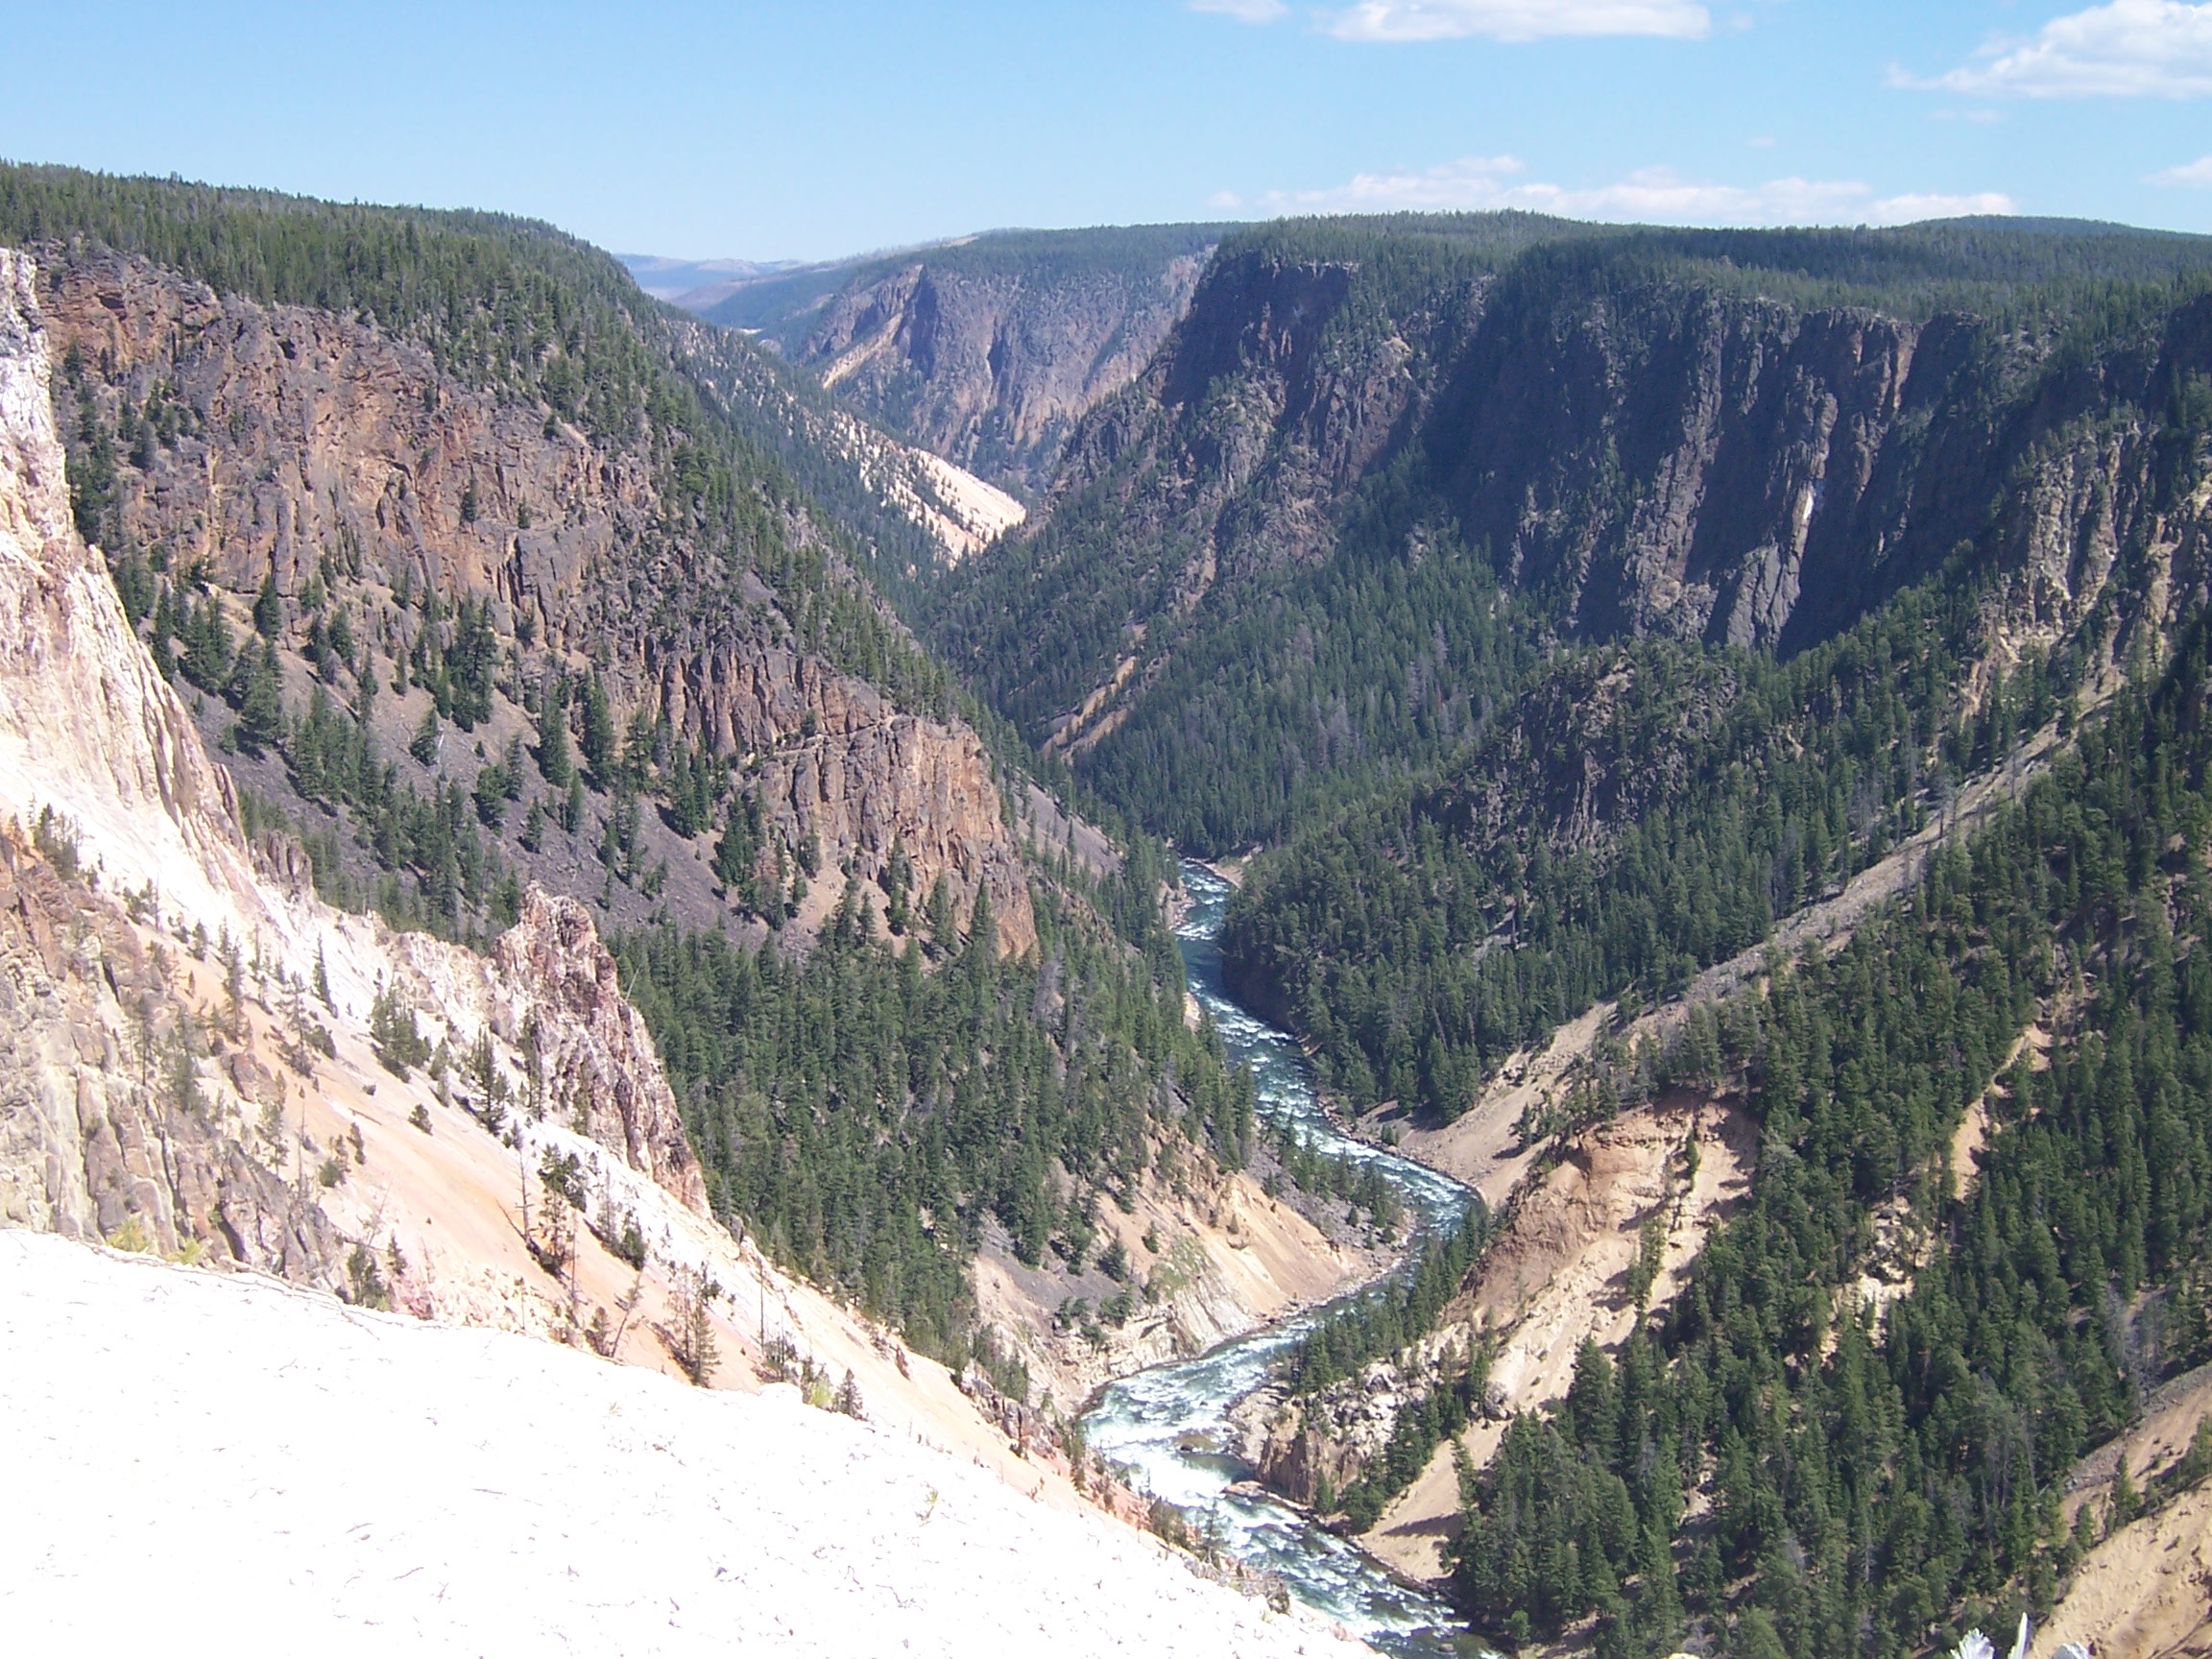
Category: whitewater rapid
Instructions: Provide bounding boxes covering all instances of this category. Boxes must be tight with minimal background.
[1078,863,1477,1657]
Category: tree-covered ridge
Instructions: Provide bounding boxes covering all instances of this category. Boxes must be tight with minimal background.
[0,162,665,442]
[702,221,1232,348]
[1222,210,2212,327]
[613,872,1256,1362]
[1218,581,2073,1119]
[1449,625,2212,1659]
[11,161,953,728]
[924,203,2212,879]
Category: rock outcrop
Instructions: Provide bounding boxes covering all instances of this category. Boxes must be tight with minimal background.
[402,885,708,1214]
[0,829,340,1283]
[758,230,1218,494]
[0,251,267,927]
[951,228,2212,768]
[39,248,1039,953]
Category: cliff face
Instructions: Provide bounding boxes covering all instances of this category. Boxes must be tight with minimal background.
[665,313,1025,572]
[0,239,1320,1550]
[402,884,709,1216]
[955,235,2212,780]
[0,830,339,1281]
[0,246,702,1284]
[40,252,652,652]
[0,252,264,925]
[40,248,1038,954]
[1042,252,1391,605]
[1418,279,2209,656]
[784,243,1214,494]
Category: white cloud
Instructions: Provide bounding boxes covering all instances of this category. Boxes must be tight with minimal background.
[1866,191,2018,222]
[1324,0,1708,42]
[1188,0,1289,20]
[2150,155,2212,184]
[1214,157,2015,227]
[1903,0,2212,98]
[1215,155,1529,213]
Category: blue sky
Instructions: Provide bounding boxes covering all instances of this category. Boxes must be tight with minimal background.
[2,2,2206,260]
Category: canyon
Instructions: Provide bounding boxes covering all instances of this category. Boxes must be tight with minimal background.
[0,236,1365,1653]
[8,171,2212,1659]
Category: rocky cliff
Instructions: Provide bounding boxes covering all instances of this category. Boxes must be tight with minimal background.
[40,247,1040,954]
[727,226,1222,494]
[0,244,703,1282]
[0,246,1118,1509]
[0,235,1355,1565]
[934,220,2212,842]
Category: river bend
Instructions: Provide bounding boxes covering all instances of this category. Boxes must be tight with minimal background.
[1078,863,1477,1656]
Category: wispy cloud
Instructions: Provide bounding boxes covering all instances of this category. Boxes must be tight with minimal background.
[2150,155,2212,185]
[1212,157,2014,226]
[1897,0,2212,99]
[1323,0,1709,41]
[1188,0,1289,21]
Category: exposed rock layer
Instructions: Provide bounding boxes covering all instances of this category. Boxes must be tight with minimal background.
[782,245,1214,493]
[977,237,2212,756]
[39,249,1038,952]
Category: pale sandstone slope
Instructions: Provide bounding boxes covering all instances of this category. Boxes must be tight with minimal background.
[0,1231,1357,1659]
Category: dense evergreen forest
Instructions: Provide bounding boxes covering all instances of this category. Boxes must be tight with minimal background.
[1449,623,2212,1659]
[614,867,1256,1362]
[1219,582,2073,1120]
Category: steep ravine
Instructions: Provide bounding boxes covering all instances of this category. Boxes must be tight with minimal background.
[1079,864,1475,1657]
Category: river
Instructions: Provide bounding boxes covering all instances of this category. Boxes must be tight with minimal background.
[1078,862,1481,1656]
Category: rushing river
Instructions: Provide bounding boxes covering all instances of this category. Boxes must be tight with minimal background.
[1078,863,1479,1656]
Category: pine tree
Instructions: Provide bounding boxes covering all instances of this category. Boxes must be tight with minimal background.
[409,706,440,767]
[536,674,572,785]
[580,672,614,781]
[252,571,283,639]
[232,640,285,757]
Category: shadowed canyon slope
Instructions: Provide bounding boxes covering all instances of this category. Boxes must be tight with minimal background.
[927,214,2212,853]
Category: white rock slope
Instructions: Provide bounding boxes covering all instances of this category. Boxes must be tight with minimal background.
[0,1232,1348,1658]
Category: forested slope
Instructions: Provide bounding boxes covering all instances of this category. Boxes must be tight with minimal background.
[0,165,1269,1378]
[905,208,2212,1652]
[930,212,2212,857]
[1447,619,2212,1659]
